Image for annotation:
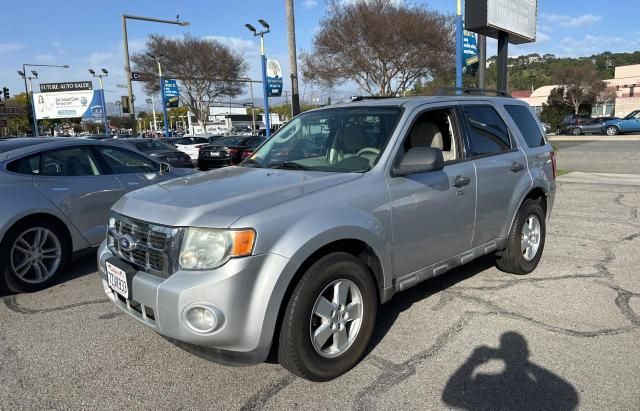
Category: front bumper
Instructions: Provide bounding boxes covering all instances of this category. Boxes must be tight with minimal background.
[98,242,291,365]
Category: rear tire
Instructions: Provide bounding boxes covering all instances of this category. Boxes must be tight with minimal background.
[606,125,620,136]
[496,199,546,275]
[571,127,582,136]
[0,219,69,293]
[278,252,377,381]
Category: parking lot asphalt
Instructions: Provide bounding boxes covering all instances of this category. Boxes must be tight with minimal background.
[554,140,640,175]
[2,158,640,410]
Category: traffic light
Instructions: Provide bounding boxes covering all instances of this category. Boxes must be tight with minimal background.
[121,96,131,113]
[2,87,9,100]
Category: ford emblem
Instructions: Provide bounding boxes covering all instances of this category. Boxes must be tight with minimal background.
[119,235,135,252]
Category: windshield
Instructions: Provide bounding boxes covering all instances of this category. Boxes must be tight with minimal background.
[245,107,401,172]
[624,110,640,120]
[133,140,174,151]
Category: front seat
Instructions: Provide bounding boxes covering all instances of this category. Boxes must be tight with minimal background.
[330,124,370,164]
[409,121,456,161]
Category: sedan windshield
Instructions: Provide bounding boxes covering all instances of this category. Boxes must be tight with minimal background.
[246,107,401,172]
[133,140,175,152]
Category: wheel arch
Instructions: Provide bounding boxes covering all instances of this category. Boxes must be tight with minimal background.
[506,187,548,237]
[1,213,74,256]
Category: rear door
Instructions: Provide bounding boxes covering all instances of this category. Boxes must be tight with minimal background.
[459,103,528,247]
[33,146,124,245]
[92,145,169,192]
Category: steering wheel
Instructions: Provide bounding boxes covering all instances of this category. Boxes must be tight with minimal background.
[356,147,380,158]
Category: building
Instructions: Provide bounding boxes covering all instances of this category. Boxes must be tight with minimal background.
[0,102,25,136]
[187,105,286,135]
[515,63,640,118]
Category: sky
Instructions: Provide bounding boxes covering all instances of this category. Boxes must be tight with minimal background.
[2,0,640,109]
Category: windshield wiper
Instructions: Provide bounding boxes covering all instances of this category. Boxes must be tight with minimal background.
[240,158,263,168]
[267,161,311,170]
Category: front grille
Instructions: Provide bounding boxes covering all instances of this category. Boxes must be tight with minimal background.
[108,214,181,277]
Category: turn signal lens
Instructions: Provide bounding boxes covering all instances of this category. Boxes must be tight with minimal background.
[230,230,256,257]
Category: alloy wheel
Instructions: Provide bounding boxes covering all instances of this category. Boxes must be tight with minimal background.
[309,279,364,358]
[521,216,541,262]
[10,227,62,284]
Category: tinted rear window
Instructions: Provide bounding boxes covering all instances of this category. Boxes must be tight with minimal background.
[133,140,175,151]
[215,137,251,146]
[504,105,546,148]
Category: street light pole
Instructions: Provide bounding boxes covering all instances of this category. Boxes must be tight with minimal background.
[149,54,170,137]
[89,69,109,135]
[455,0,463,89]
[245,20,271,138]
[19,63,69,137]
[122,14,189,136]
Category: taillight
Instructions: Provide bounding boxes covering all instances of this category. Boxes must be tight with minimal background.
[550,151,557,180]
[228,148,239,155]
[195,144,207,149]
[241,149,253,160]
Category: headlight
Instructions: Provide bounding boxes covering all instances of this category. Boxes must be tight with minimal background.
[179,228,256,270]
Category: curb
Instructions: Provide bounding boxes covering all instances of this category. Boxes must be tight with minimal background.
[549,135,640,142]
[557,172,640,186]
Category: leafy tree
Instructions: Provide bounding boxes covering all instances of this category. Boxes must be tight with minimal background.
[301,0,454,96]
[132,34,248,129]
[555,66,607,114]
[540,87,572,132]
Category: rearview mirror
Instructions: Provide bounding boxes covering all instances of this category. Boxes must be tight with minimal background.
[393,147,444,177]
[160,162,172,174]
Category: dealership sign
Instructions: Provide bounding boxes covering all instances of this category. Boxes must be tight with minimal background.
[164,79,179,108]
[463,31,479,74]
[266,59,283,97]
[40,81,93,92]
[465,0,537,44]
[33,90,102,120]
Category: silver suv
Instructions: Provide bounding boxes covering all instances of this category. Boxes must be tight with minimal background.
[99,93,556,381]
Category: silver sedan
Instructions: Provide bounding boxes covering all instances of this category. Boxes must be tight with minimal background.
[0,138,194,292]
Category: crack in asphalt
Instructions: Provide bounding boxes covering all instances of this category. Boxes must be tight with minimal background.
[2,295,109,315]
[613,194,639,220]
[239,374,297,411]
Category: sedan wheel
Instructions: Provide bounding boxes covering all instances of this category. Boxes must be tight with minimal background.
[520,216,541,262]
[606,126,619,136]
[11,227,62,284]
[571,127,582,136]
[1,220,69,292]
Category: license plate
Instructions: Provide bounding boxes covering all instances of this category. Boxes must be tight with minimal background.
[107,261,129,299]
[210,151,220,157]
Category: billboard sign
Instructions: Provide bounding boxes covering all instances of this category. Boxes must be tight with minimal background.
[33,90,102,120]
[463,30,479,74]
[164,79,179,108]
[40,81,93,93]
[465,0,537,45]
[266,59,283,97]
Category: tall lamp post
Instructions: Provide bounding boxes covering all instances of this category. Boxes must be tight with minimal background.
[245,19,271,138]
[148,54,170,137]
[89,69,109,135]
[18,63,69,137]
[122,14,189,136]
[455,0,463,89]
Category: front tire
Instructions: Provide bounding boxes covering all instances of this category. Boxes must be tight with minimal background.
[606,125,620,136]
[571,127,582,136]
[0,219,69,292]
[278,252,377,381]
[496,199,546,275]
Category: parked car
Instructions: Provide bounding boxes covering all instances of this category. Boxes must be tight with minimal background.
[558,114,592,134]
[568,116,619,135]
[197,136,266,170]
[113,138,194,168]
[169,136,211,163]
[602,110,640,135]
[0,138,194,293]
[99,94,555,381]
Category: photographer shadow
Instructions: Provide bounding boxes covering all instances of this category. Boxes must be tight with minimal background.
[442,332,579,411]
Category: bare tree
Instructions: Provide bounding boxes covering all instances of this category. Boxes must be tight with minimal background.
[301,0,454,96]
[132,34,248,128]
[555,67,607,115]
[593,86,617,116]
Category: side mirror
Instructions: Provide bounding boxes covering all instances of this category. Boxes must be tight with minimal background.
[160,162,172,174]
[393,147,444,177]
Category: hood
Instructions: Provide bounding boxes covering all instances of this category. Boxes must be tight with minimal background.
[113,166,362,228]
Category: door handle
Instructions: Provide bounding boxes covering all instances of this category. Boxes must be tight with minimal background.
[511,162,525,172]
[452,175,471,188]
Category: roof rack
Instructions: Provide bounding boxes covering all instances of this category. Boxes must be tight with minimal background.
[435,87,512,98]
[350,95,398,102]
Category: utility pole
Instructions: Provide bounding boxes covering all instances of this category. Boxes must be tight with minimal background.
[477,34,486,89]
[285,0,301,116]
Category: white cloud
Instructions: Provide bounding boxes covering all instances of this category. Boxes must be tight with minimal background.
[0,43,24,54]
[34,54,55,62]
[204,35,259,59]
[302,0,318,8]
[88,51,115,67]
[51,40,64,54]
[544,13,602,28]
[559,35,627,56]
[537,32,552,43]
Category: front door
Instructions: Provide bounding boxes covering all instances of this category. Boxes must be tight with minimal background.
[386,106,476,278]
